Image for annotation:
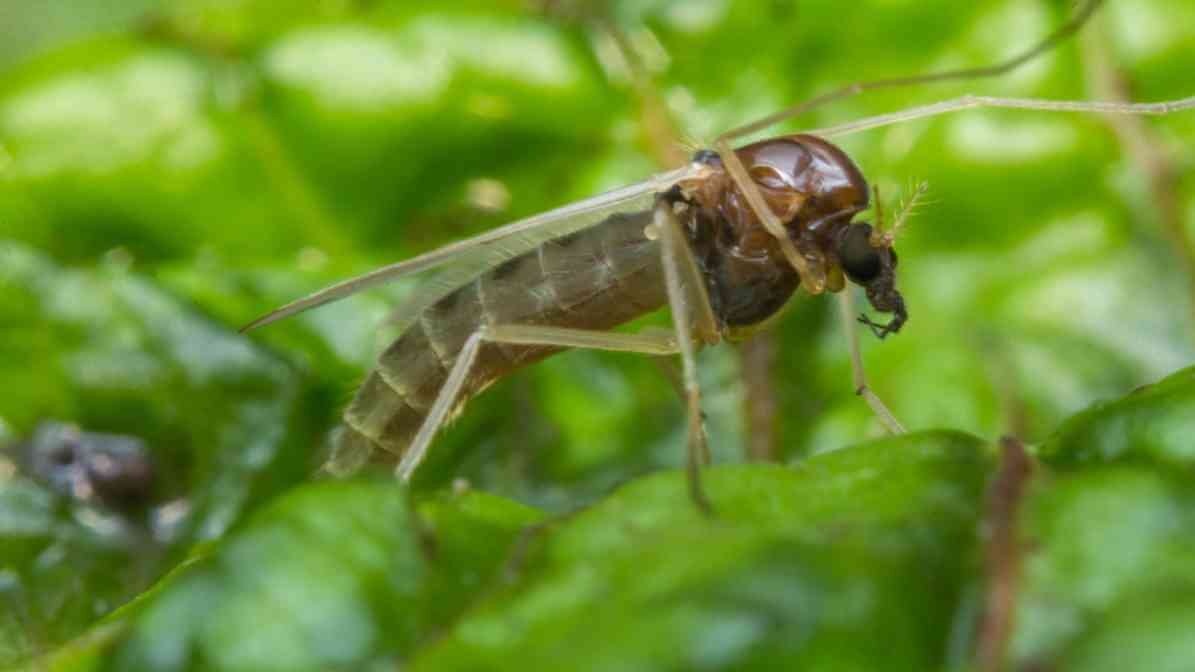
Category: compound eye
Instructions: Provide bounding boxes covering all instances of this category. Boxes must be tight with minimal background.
[839,222,882,283]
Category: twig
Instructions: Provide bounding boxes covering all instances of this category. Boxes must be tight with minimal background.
[720,0,1107,141]
[975,436,1034,672]
[740,332,779,461]
[1079,22,1195,335]
[594,15,689,168]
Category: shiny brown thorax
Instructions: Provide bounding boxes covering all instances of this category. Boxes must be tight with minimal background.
[676,134,871,333]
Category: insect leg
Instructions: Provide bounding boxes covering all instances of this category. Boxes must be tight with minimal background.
[655,198,717,514]
[810,94,1195,139]
[713,137,826,294]
[484,325,680,355]
[393,324,691,482]
[717,0,1106,142]
[838,290,906,435]
[481,326,712,473]
[650,203,721,345]
[396,330,485,481]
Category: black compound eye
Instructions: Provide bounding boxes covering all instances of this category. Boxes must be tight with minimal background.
[839,222,882,283]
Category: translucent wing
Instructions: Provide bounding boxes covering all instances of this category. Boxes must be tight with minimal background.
[241,165,699,332]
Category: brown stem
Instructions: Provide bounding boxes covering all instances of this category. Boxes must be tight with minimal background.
[594,15,689,168]
[975,436,1034,672]
[979,333,1030,440]
[740,332,780,461]
[1079,23,1195,334]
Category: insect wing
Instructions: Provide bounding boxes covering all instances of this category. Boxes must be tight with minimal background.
[240,164,701,332]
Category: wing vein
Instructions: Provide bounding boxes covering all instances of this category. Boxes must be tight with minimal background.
[241,165,698,332]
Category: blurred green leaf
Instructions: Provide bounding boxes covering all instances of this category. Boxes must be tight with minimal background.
[1012,364,1195,668]
[1039,366,1195,468]
[412,431,991,671]
[105,480,541,671]
[0,243,325,664]
[1013,464,1195,668]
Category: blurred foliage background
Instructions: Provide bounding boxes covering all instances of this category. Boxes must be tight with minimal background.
[1,0,1194,669]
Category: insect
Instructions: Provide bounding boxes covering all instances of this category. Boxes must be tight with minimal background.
[21,422,155,512]
[244,0,1194,509]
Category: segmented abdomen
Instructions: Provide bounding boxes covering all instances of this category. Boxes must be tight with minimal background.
[332,209,667,473]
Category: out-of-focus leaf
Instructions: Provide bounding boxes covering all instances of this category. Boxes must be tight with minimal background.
[1013,465,1195,668]
[22,432,988,671]
[99,480,541,671]
[20,368,1195,670]
[0,5,620,266]
[1012,365,1195,667]
[0,472,152,668]
[0,242,325,663]
[0,242,319,517]
[412,432,991,671]
[1038,366,1195,468]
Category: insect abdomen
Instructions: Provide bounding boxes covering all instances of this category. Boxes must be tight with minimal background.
[333,209,667,473]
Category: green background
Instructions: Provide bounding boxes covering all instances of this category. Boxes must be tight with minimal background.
[1,0,1194,669]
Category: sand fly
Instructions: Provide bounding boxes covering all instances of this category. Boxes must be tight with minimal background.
[243,0,1193,509]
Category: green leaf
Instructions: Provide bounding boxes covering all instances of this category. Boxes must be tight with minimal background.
[102,480,541,671]
[1011,365,1195,667]
[1013,464,1195,667]
[412,431,992,672]
[1039,366,1195,468]
[0,243,325,664]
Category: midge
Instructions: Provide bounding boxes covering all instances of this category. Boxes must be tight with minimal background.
[244,1,1193,509]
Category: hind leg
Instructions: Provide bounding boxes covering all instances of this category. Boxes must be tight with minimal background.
[395,325,687,482]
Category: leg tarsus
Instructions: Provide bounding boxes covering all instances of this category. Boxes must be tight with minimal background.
[839,291,907,435]
[858,313,898,340]
[650,355,714,466]
[685,388,714,516]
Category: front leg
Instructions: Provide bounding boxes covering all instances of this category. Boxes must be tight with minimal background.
[837,290,906,435]
[654,197,724,514]
[713,138,829,294]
